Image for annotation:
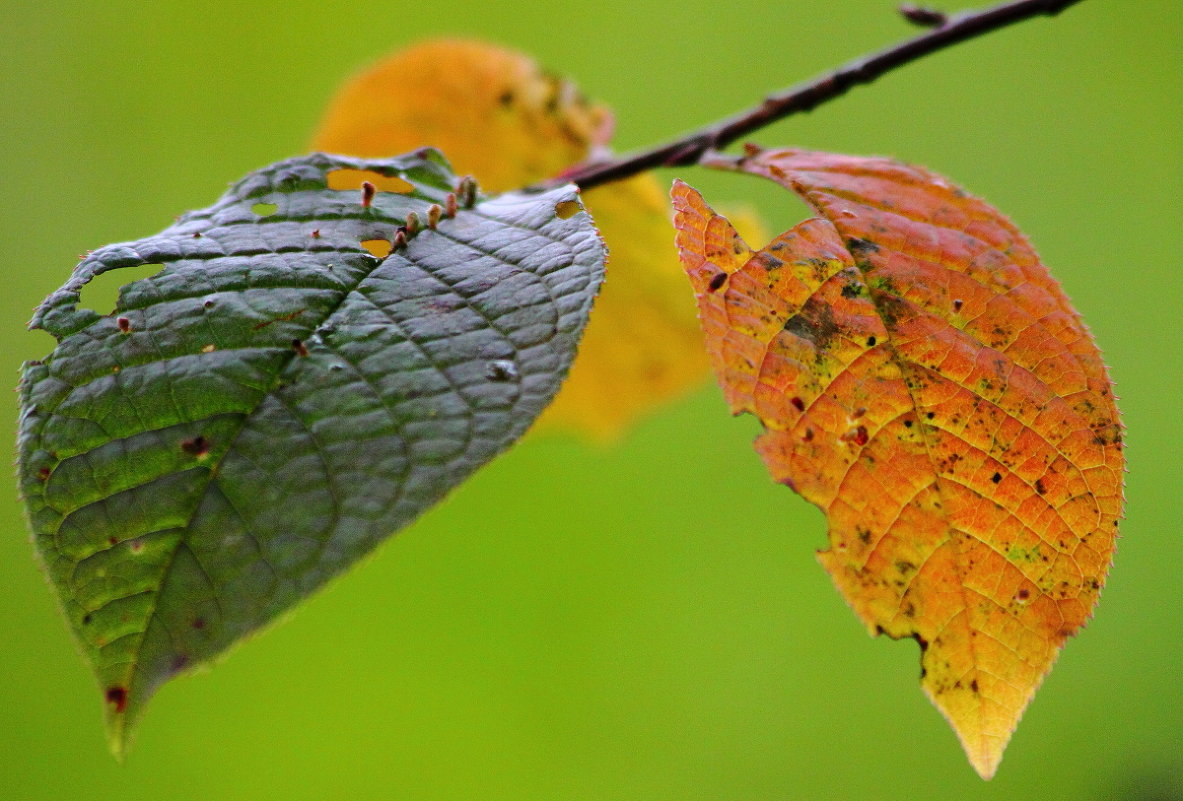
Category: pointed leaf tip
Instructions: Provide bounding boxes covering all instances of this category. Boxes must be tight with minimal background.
[675,148,1122,777]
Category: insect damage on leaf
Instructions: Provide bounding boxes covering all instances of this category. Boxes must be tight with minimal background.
[18,149,605,756]
[312,38,766,442]
[672,148,1123,779]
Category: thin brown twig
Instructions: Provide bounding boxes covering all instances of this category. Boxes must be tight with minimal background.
[553,0,1085,192]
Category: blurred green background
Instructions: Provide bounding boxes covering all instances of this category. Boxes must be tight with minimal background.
[2,1,1180,799]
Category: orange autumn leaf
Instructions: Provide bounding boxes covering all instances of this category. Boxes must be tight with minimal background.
[672,149,1123,779]
[313,39,760,440]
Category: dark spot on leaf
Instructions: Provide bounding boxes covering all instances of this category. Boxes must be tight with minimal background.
[181,435,210,458]
[192,618,206,630]
[870,290,909,329]
[953,298,964,312]
[846,237,879,255]
[291,339,310,357]
[970,679,980,694]
[783,297,842,348]
[311,229,321,238]
[171,654,190,673]
[866,336,877,347]
[904,419,914,428]
[360,181,376,208]
[991,472,1002,484]
[1017,588,1030,600]
[82,613,93,625]
[116,317,131,334]
[36,467,50,482]
[926,411,935,420]
[486,360,518,382]
[857,527,872,544]
[803,427,814,442]
[106,687,128,713]
[708,272,728,292]
[791,396,805,412]
[1035,478,1047,495]
[498,89,514,107]
[850,425,869,447]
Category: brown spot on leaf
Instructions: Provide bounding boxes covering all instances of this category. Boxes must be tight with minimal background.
[106,687,128,713]
[846,237,879,255]
[181,435,210,458]
[783,297,842,349]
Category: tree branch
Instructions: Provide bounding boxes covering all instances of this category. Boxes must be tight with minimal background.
[556,0,1085,192]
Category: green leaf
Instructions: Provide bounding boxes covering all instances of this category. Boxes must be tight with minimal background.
[17,149,604,755]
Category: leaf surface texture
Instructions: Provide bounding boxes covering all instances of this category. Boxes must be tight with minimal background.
[672,149,1123,778]
[19,149,604,753]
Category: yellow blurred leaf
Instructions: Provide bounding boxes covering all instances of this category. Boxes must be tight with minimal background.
[311,38,765,441]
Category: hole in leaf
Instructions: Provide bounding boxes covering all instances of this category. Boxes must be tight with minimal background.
[251,202,279,217]
[360,239,393,258]
[326,169,413,194]
[27,328,59,351]
[77,263,164,315]
[554,200,581,219]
